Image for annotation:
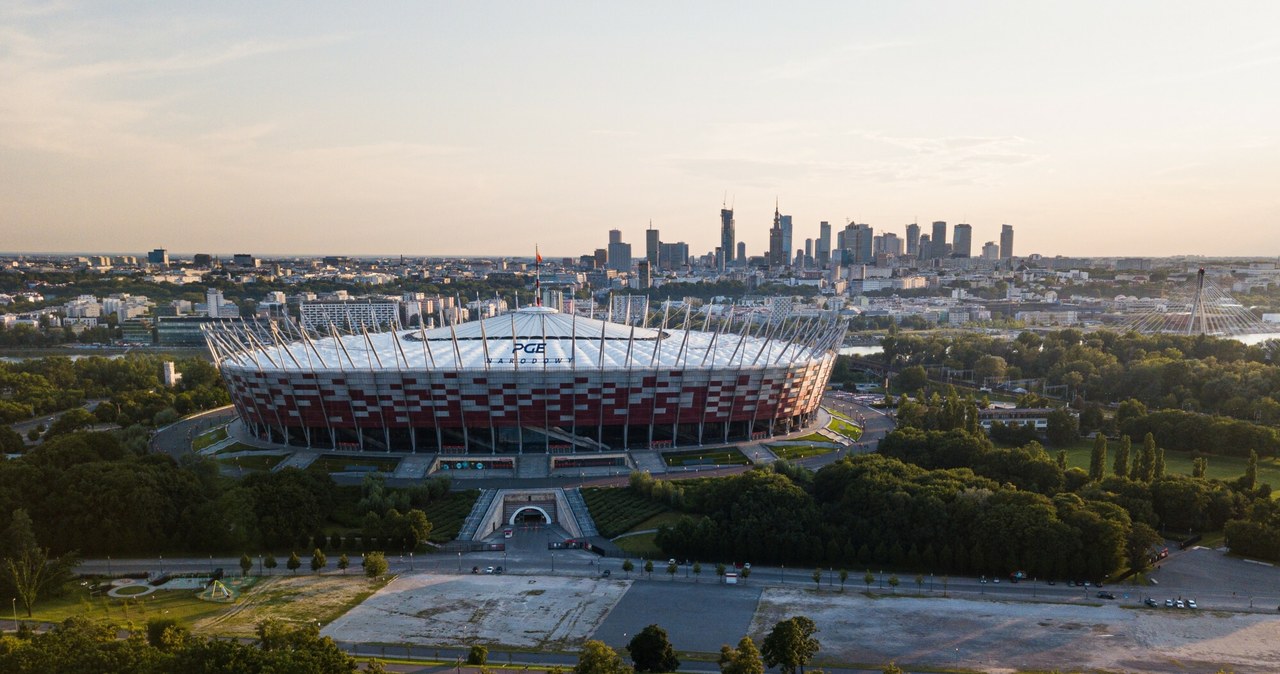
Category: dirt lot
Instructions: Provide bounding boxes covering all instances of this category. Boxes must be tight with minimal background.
[751,587,1280,673]
[192,575,388,637]
[322,573,630,650]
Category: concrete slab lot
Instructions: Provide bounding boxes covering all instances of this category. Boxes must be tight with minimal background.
[592,580,762,653]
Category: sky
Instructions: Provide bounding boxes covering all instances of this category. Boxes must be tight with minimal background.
[2,1,1278,259]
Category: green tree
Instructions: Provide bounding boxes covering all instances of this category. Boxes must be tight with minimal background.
[914,574,924,595]
[1154,446,1166,478]
[888,575,900,593]
[1137,432,1157,481]
[1192,457,1207,478]
[1245,449,1259,490]
[2,509,80,616]
[627,624,680,673]
[576,639,633,674]
[838,569,848,591]
[363,551,389,578]
[812,569,821,590]
[666,562,678,580]
[1056,450,1068,470]
[263,554,278,574]
[1088,434,1108,481]
[760,616,820,674]
[467,645,489,666]
[239,553,253,577]
[0,425,24,452]
[719,636,765,674]
[623,559,635,578]
[863,571,874,593]
[894,366,929,394]
[692,562,702,582]
[286,551,301,575]
[882,662,905,674]
[644,559,654,578]
[310,548,327,573]
[338,553,350,574]
[716,562,726,581]
[1045,408,1079,447]
[1113,435,1131,478]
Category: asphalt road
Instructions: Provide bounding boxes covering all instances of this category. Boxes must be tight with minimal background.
[150,405,238,459]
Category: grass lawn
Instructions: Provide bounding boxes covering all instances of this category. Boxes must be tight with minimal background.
[213,442,262,455]
[771,444,836,460]
[827,417,863,440]
[306,455,403,474]
[192,426,228,451]
[29,584,230,627]
[217,454,286,472]
[614,532,661,558]
[582,487,671,538]
[420,490,480,542]
[662,447,750,467]
[191,575,392,637]
[790,432,831,443]
[1058,444,1280,490]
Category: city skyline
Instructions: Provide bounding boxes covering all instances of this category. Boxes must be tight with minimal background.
[3,2,1279,258]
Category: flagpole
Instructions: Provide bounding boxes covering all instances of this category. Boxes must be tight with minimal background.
[535,245,542,307]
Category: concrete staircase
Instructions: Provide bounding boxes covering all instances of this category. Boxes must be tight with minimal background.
[457,489,499,541]
[629,450,668,474]
[562,487,599,538]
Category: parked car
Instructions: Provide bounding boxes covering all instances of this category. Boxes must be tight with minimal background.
[1096,591,1116,600]
[1144,598,1158,607]
[1187,599,1197,609]
[483,566,495,574]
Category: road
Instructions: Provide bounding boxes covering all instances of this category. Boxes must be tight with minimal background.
[150,405,238,459]
[9,398,107,441]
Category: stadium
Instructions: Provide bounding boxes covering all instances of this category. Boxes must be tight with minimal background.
[204,305,844,454]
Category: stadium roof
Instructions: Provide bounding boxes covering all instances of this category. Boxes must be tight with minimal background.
[210,306,843,372]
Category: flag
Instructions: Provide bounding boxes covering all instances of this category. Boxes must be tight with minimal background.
[536,247,542,264]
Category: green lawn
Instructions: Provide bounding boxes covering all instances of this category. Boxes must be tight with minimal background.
[306,455,403,474]
[582,487,671,538]
[790,432,831,443]
[27,583,229,627]
[1059,444,1280,489]
[661,448,750,467]
[420,490,480,543]
[192,426,228,451]
[827,417,863,440]
[217,454,286,472]
[771,445,837,460]
[614,532,661,558]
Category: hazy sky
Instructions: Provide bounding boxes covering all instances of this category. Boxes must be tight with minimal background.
[3,1,1278,258]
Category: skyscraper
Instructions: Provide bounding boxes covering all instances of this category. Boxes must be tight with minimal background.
[952,223,972,258]
[609,229,623,245]
[719,208,735,271]
[780,214,793,265]
[737,241,746,265]
[1000,224,1015,259]
[881,232,903,257]
[842,223,874,265]
[931,221,947,259]
[982,241,999,260]
[918,234,932,261]
[905,223,920,257]
[817,221,831,267]
[607,232,631,272]
[645,226,660,269]
[768,203,787,268]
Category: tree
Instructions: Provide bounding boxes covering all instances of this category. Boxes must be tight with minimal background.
[264,554,278,574]
[627,624,680,673]
[623,559,635,578]
[811,569,821,590]
[1192,457,1208,479]
[838,569,848,591]
[1113,435,1131,478]
[863,571,874,593]
[1088,434,1108,481]
[1137,432,1157,482]
[0,425,24,452]
[2,509,80,616]
[467,645,489,666]
[692,562,702,582]
[310,548,327,573]
[740,566,751,581]
[894,366,929,394]
[576,639,633,674]
[363,551,389,578]
[1245,449,1259,490]
[882,663,905,674]
[666,562,678,580]
[914,574,924,595]
[1045,408,1079,447]
[719,636,765,674]
[338,553,350,574]
[644,559,654,578]
[888,575,900,593]
[1154,446,1166,478]
[286,551,301,575]
[760,616,820,674]
[239,553,253,577]
[716,563,726,582]
[1127,522,1163,572]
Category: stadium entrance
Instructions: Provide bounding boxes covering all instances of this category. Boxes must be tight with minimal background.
[510,506,551,525]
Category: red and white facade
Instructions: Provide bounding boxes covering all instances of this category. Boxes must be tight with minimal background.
[206,306,844,453]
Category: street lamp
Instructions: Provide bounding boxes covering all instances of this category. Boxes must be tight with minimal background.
[456,552,461,573]
[409,552,413,571]
[11,597,17,633]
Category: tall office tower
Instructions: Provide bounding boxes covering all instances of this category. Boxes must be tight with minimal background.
[736,241,746,265]
[609,229,623,245]
[148,248,169,266]
[931,221,947,259]
[780,214,793,264]
[660,242,689,271]
[1000,224,1015,259]
[719,208,735,271]
[952,223,972,258]
[804,238,813,262]
[918,234,932,261]
[646,227,660,268]
[982,241,1000,260]
[872,234,885,255]
[607,239,632,272]
[768,203,787,268]
[817,221,831,267]
[637,260,652,289]
[594,248,608,269]
[905,223,920,257]
[882,232,903,257]
[843,223,874,265]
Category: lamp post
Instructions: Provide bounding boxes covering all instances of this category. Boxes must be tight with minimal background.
[456,552,461,573]
[409,552,413,571]
[12,597,17,633]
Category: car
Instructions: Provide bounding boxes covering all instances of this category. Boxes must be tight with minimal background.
[601,569,611,578]
[483,566,495,574]
[979,577,988,583]
[1047,580,1056,585]
[471,566,480,574]
[1144,598,1159,607]
[993,578,1000,583]
[1187,599,1197,609]
[1176,600,1185,608]
[1096,591,1116,600]
[1165,599,1174,607]
[494,566,504,575]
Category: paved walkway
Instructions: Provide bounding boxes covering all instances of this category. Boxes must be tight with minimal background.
[394,455,434,480]
[273,450,320,472]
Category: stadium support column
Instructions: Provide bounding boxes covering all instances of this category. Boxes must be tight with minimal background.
[481,316,498,455]
[723,310,754,443]
[509,313,522,455]
[447,320,469,454]
[419,322,445,453]
[621,324,638,450]
[297,320,337,450]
